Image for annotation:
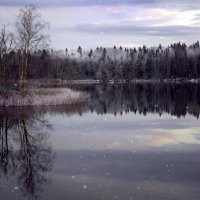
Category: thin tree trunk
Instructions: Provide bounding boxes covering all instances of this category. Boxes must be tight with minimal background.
[19,53,24,81]
[24,53,28,81]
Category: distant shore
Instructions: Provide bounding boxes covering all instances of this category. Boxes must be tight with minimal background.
[39,78,200,86]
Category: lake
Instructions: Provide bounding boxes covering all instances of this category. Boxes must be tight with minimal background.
[1,83,200,200]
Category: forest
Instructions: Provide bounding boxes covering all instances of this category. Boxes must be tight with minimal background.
[1,41,200,83]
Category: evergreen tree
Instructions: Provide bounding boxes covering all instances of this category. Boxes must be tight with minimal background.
[77,46,82,58]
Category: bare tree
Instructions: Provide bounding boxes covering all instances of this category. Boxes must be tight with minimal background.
[0,25,14,87]
[15,5,49,82]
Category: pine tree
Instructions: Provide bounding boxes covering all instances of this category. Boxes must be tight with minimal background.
[77,46,82,58]
[88,49,93,58]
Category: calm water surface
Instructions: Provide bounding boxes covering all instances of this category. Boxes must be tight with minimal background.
[1,83,200,200]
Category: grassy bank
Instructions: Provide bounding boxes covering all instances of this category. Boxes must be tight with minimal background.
[0,88,89,107]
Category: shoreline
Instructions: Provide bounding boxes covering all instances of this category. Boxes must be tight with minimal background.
[45,78,200,85]
[2,78,199,89]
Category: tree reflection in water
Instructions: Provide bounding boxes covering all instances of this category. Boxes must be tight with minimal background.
[0,107,53,199]
[71,83,200,118]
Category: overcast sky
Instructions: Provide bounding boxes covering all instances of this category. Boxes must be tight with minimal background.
[0,0,200,49]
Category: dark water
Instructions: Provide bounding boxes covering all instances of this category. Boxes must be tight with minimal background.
[1,83,200,200]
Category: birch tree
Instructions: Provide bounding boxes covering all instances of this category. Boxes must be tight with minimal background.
[15,5,49,82]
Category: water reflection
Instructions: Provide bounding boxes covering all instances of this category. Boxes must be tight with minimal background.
[1,83,200,200]
[71,83,200,118]
[0,107,53,199]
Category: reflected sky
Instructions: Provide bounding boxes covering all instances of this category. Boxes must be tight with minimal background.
[42,111,200,200]
[50,112,200,152]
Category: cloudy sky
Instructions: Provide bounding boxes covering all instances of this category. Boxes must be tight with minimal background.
[0,0,200,49]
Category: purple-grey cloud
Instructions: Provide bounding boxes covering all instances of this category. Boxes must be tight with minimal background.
[66,23,200,37]
[193,13,200,20]
[0,0,199,48]
[1,0,200,11]
[0,0,155,7]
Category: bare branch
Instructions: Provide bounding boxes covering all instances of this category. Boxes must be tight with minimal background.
[14,5,50,81]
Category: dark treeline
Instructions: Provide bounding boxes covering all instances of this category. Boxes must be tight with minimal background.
[1,41,200,83]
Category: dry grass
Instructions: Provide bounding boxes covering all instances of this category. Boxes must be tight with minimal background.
[0,88,89,107]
